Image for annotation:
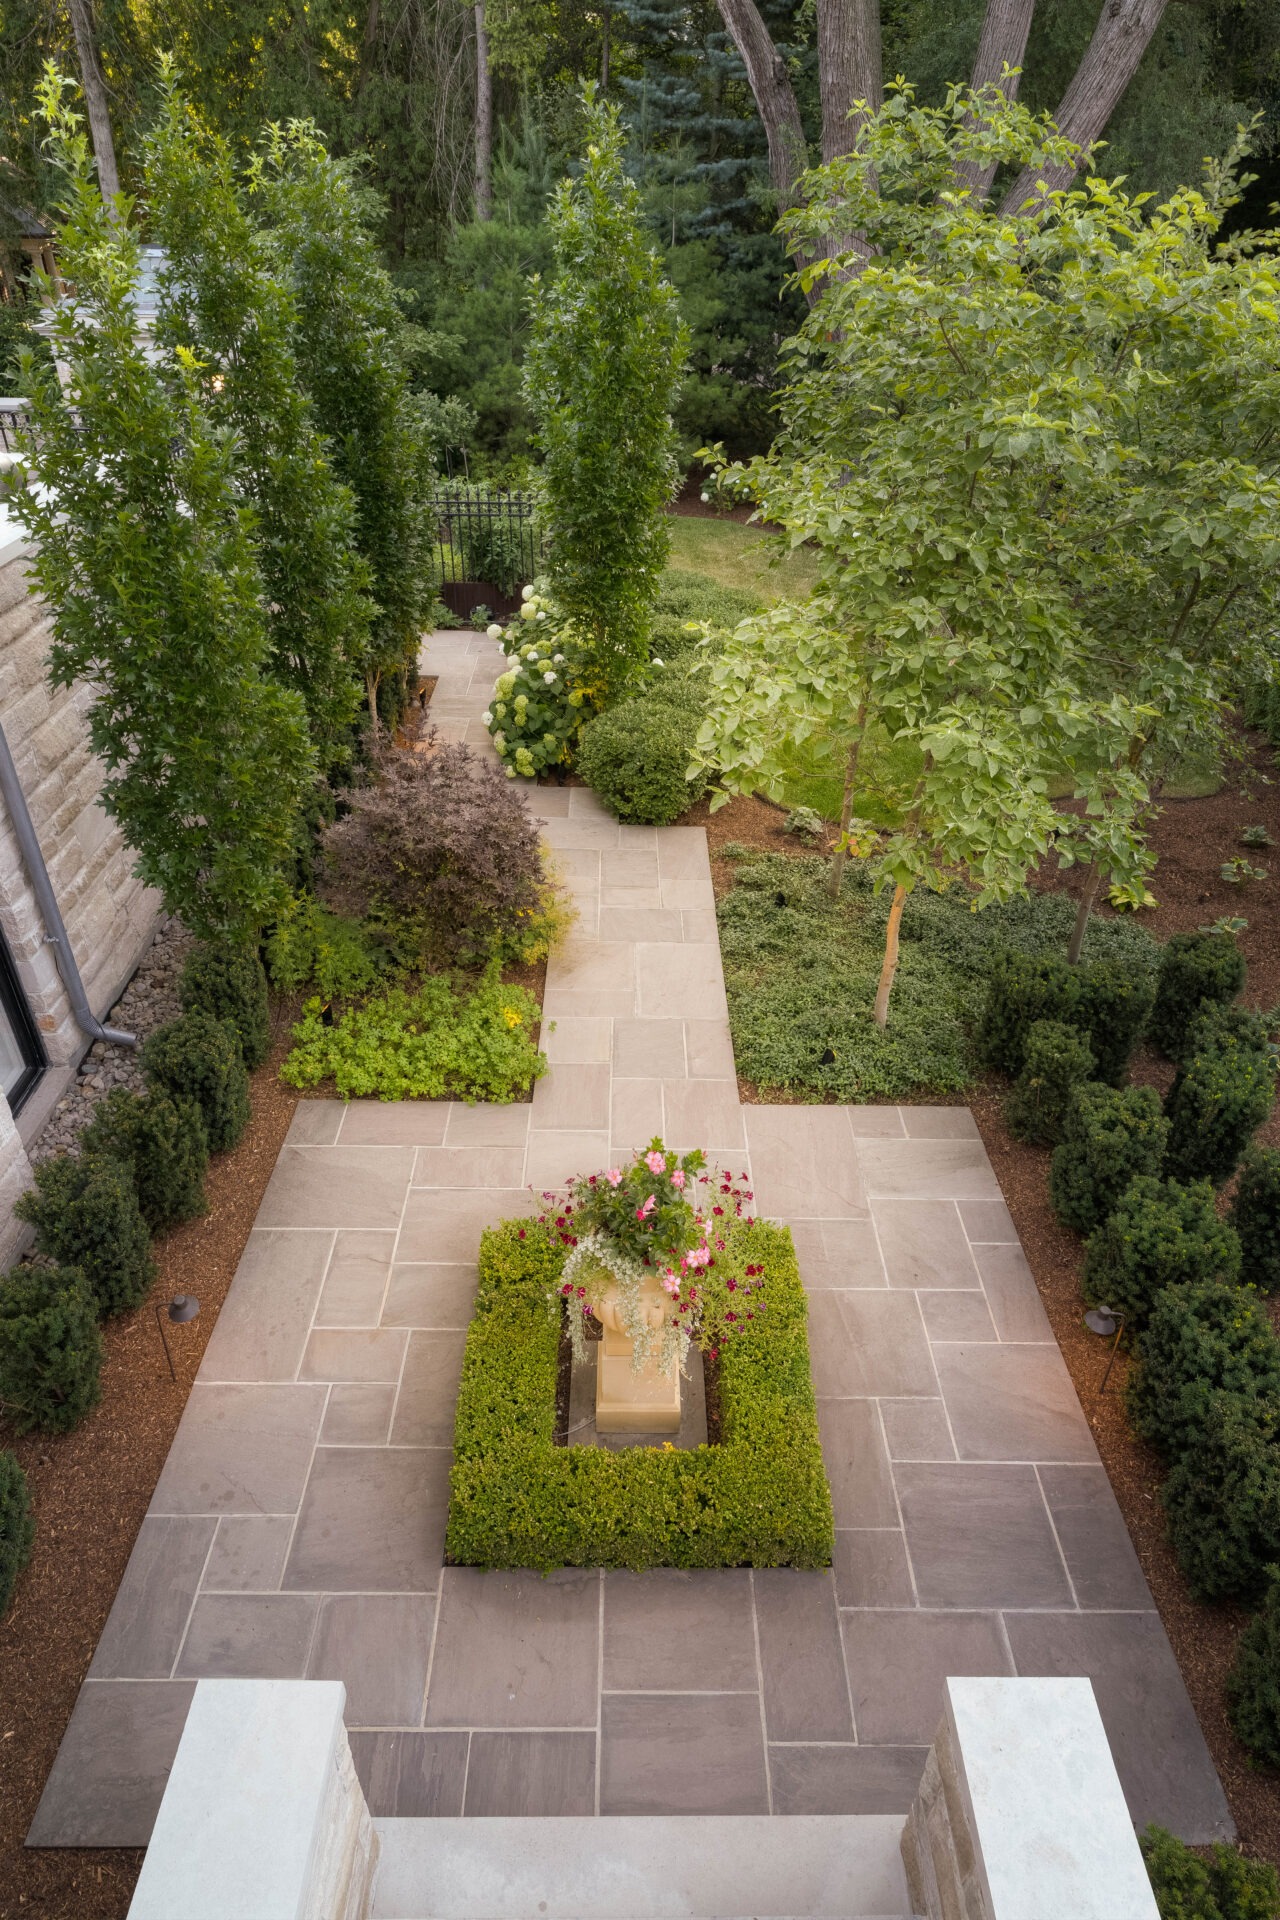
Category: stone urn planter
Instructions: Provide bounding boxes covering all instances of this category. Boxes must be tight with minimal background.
[592,1266,681,1435]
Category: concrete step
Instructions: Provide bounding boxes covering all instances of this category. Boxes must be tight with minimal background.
[370,1814,915,1920]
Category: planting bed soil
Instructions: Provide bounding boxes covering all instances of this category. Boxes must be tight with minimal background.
[698,730,1280,1868]
[0,1017,301,1920]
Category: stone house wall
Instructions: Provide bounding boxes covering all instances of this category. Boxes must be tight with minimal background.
[0,528,161,1262]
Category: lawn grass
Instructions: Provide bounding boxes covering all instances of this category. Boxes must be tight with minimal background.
[718,846,1160,1101]
[666,513,819,603]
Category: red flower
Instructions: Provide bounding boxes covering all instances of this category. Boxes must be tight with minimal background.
[518,1228,527,1239]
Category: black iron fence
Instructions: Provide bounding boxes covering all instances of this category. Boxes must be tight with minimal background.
[0,403,30,457]
[429,484,544,621]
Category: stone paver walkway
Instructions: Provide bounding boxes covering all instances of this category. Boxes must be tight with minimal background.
[28,635,1231,1850]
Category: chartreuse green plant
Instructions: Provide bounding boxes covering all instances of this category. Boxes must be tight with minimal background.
[12,72,314,940]
[0,1452,33,1619]
[0,1262,102,1433]
[15,1153,155,1318]
[248,121,434,729]
[1227,1571,1280,1774]
[282,963,544,1102]
[1141,1825,1280,1920]
[446,1216,833,1571]
[700,90,1280,1013]
[524,91,688,701]
[143,73,372,777]
[266,897,392,1005]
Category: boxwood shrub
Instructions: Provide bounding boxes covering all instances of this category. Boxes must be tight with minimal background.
[1082,1176,1241,1333]
[1226,1569,1280,1774]
[1049,1084,1169,1235]
[446,1216,834,1570]
[1004,1019,1095,1146]
[1148,930,1245,1060]
[1232,1147,1280,1295]
[81,1087,208,1229]
[15,1152,155,1317]
[1141,1824,1280,1920]
[143,1009,251,1153]
[1161,1389,1280,1602]
[1163,1016,1275,1187]
[0,1449,34,1618]
[577,698,707,827]
[0,1261,102,1432]
[179,940,271,1069]
[1127,1280,1280,1460]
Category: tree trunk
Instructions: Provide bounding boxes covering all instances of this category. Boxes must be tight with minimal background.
[873,882,907,1028]
[66,0,120,204]
[1000,0,1169,212]
[366,669,381,734]
[827,713,866,901]
[952,0,1036,200]
[601,8,612,89]
[818,0,882,162]
[715,0,808,210]
[1067,862,1102,964]
[474,0,492,222]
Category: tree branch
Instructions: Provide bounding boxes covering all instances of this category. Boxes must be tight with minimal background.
[715,0,808,211]
[953,0,1037,202]
[999,0,1170,214]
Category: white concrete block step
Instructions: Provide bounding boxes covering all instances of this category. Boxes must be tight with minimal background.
[371,1814,916,1920]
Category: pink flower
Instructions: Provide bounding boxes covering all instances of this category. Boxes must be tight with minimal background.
[671,1169,686,1189]
[645,1150,666,1174]
[606,1168,623,1187]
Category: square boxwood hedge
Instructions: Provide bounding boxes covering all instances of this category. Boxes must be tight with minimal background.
[445,1216,834,1571]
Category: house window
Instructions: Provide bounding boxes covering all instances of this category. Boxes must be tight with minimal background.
[0,934,44,1114]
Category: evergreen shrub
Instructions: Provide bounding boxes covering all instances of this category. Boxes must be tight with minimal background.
[1148,930,1245,1059]
[0,1262,102,1432]
[447,1216,834,1570]
[1082,1176,1241,1332]
[1161,1391,1280,1601]
[1082,959,1155,1085]
[1128,1280,1280,1459]
[179,941,271,1069]
[1232,1147,1280,1295]
[1227,1569,1280,1774]
[81,1088,208,1229]
[0,1450,33,1619]
[1048,1084,1169,1234]
[1163,1023,1275,1187]
[577,699,707,826]
[15,1153,155,1317]
[1004,1019,1095,1145]
[142,1011,251,1153]
[653,568,762,631]
[1141,1825,1280,1920]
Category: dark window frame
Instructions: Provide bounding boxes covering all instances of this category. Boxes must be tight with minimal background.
[0,930,45,1114]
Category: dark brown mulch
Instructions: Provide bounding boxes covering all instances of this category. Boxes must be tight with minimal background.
[696,746,1280,1865]
[0,1014,302,1920]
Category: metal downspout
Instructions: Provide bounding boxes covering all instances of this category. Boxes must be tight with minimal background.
[0,713,137,1049]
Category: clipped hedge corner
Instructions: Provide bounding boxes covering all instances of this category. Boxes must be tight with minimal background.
[445,1216,834,1570]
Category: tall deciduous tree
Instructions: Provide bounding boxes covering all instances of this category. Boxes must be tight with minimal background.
[143,73,374,775]
[65,0,118,202]
[249,122,436,727]
[525,89,688,698]
[699,89,1280,1022]
[14,72,314,938]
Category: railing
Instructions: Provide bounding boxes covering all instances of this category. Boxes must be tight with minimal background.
[429,483,544,621]
[0,402,31,457]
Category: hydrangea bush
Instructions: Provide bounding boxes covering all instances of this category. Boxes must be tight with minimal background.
[484,585,596,779]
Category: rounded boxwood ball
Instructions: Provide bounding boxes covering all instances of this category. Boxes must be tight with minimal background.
[577,698,707,826]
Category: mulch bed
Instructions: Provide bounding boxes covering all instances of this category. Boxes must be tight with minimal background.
[0,1012,301,1920]
[695,738,1280,1867]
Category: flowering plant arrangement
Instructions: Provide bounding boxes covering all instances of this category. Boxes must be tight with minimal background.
[540,1139,763,1374]
[483,583,598,779]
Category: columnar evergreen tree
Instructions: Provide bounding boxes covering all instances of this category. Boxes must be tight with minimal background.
[143,72,373,776]
[13,72,313,939]
[248,122,436,727]
[525,89,689,698]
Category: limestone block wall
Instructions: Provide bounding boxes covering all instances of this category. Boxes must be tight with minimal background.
[0,530,160,1257]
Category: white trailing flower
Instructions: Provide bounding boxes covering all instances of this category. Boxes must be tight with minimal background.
[560,1233,691,1376]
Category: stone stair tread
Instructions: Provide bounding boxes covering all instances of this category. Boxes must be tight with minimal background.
[370,1814,913,1920]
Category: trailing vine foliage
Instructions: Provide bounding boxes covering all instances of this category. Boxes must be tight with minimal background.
[248,122,436,728]
[524,90,688,701]
[143,72,373,777]
[12,72,314,940]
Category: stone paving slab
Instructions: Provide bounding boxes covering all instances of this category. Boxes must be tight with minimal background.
[27,633,1232,1850]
